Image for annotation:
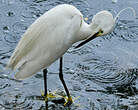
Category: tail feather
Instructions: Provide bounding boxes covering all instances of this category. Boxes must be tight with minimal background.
[15,70,36,80]
[6,50,22,70]
[14,60,42,80]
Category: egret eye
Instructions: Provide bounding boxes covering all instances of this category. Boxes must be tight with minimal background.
[96,29,104,37]
[100,30,103,33]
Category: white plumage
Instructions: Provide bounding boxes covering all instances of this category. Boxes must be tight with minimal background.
[7,4,115,80]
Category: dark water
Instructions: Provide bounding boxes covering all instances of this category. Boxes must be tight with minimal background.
[0,0,138,110]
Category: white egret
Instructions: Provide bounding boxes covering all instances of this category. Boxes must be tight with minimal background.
[6,4,115,108]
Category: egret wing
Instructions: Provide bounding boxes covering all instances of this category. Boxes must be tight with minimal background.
[7,4,83,80]
[7,15,50,70]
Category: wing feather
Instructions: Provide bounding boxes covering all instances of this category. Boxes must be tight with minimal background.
[6,4,83,80]
[7,13,50,69]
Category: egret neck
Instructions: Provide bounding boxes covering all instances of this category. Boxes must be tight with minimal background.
[75,19,99,47]
[78,21,92,41]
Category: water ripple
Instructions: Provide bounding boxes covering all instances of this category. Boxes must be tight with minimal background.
[0,95,33,110]
[114,19,138,42]
[0,0,138,110]
[73,53,137,96]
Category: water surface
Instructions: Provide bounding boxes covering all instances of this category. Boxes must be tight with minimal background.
[0,0,138,109]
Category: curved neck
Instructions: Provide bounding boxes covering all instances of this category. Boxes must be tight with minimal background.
[77,21,94,42]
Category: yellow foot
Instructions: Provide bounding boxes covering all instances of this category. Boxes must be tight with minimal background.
[63,95,80,106]
[41,90,80,106]
[41,90,57,102]
[63,96,73,106]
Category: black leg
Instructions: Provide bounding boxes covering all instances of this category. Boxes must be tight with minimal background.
[59,57,72,105]
[43,69,48,110]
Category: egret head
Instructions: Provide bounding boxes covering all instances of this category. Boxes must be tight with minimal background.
[91,10,115,36]
[75,10,115,48]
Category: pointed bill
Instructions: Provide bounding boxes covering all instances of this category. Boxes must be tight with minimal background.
[75,31,99,48]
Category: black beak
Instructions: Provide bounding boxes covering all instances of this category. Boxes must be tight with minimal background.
[75,31,99,48]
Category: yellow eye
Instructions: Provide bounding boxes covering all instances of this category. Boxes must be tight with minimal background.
[99,29,103,34]
[100,30,103,33]
[96,29,104,37]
